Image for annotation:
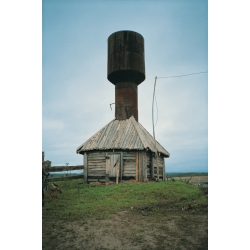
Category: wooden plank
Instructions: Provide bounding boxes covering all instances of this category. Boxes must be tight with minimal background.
[123,159,136,163]
[88,160,106,164]
[124,166,136,170]
[88,170,106,174]
[143,151,147,181]
[84,153,88,183]
[48,165,84,172]
[106,154,119,177]
[123,171,136,175]
[88,166,106,170]
[123,158,136,162]
[105,156,109,183]
[120,119,132,148]
[87,158,105,161]
[87,172,106,176]
[88,164,106,167]
[151,153,154,178]
[123,155,136,158]
[47,174,84,182]
[88,151,105,155]
[123,165,136,169]
[124,151,136,155]
[87,156,105,159]
[120,152,123,181]
[88,153,105,156]
[116,162,120,184]
[123,170,136,173]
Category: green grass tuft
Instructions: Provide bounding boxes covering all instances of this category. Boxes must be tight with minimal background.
[43,180,207,220]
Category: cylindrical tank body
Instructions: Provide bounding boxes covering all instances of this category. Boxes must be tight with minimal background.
[107,31,146,121]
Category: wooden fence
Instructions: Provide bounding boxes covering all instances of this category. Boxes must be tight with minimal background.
[45,165,84,182]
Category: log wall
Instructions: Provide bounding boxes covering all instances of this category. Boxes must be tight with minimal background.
[84,150,166,183]
[123,151,136,178]
[152,155,164,180]
[87,152,106,182]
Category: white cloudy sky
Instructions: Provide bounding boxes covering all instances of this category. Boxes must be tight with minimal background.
[42,0,208,172]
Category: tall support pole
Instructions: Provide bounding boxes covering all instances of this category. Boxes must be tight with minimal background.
[152,76,159,181]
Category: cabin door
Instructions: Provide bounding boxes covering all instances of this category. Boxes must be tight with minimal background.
[106,154,120,178]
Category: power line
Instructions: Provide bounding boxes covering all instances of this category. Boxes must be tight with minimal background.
[157,71,208,79]
[151,70,208,156]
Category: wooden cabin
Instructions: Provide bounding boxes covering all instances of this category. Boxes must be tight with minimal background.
[76,116,170,183]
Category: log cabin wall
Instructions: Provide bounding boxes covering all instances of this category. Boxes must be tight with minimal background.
[146,151,152,179]
[84,150,165,183]
[86,151,106,183]
[122,151,136,179]
[152,155,165,180]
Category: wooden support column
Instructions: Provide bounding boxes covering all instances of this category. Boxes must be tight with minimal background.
[151,153,155,179]
[138,152,141,182]
[84,152,88,183]
[116,162,120,184]
[142,151,147,182]
[120,152,123,182]
[156,153,159,181]
[136,152,139,182]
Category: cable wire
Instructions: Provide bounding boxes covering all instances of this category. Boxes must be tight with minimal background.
[151,70,208,158]
[157,71,208,79]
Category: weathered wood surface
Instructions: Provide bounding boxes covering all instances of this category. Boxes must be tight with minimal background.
[151,154,155,178]
[84,153,88,183]
[163,158,166,181]
[116,163,120,184]
[143,151,147,181]
[47,165,84,172]
[152,155,164,178]
[120,152,123,181]
[106,154,120,177]
[88,167,106,171]
[139,152,142,182]
[47,174,84,182]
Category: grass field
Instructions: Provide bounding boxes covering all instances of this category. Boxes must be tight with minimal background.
[42,179,208,249]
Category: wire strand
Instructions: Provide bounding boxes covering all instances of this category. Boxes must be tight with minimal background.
[152,70,207,135]
[157,71,208,79]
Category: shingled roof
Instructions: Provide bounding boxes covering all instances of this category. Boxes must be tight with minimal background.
[76,116,170,157]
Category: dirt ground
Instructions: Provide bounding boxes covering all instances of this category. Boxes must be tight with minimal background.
[43,206,208,250]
